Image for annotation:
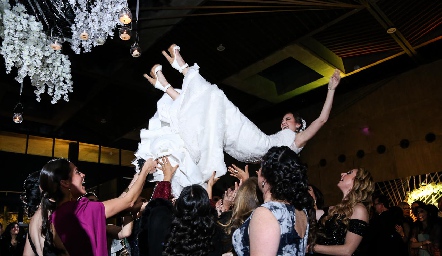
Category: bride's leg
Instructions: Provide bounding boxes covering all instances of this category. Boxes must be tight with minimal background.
[143,65,180,100]
[162,44,190,76]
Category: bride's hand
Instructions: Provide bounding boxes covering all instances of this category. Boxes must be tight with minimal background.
[328,69,341,90]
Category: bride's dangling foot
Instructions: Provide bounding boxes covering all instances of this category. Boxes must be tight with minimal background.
[143,64,171,92]
[162,44,189,75]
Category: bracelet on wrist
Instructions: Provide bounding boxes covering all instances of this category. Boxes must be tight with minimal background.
[328,87,335,91]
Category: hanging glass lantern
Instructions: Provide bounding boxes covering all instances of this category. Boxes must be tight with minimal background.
[49,37,63,50]
[130,42,141,57]
[119,26,131,41]
[79,29,89,40]
[96,34,106,45]
[119,7,132,24]
[12,103,23,124]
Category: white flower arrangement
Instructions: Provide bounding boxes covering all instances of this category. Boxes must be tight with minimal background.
[70,0,127,54]
[0,0,129,103]
[0,0,73,103]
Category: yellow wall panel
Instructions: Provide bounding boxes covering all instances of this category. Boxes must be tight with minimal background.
[27,136,53,157]
[0,132,26,153]
[100,146,119,165]
[54,139,74,159]
[79,143,99,163]
[121,150,135,167]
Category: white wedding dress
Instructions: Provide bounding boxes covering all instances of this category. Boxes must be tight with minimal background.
[133,64,302,197]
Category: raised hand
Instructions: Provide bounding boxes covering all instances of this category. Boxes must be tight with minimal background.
[206,171,219,200]
[208,171,220,188]
[142,158,158,174]
[157,156,178,181]
[228,164,249,182]
[328,69,341,90]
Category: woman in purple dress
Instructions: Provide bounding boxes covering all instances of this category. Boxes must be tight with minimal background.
[38,158,157,256]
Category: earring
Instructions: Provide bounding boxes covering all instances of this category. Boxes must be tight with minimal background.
[69,188,73,201]
[261,181,265,188]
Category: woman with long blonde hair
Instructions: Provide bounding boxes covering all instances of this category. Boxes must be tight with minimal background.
[311,168,374,256]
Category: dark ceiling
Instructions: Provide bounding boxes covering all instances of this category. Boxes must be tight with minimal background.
[1,0,442,151]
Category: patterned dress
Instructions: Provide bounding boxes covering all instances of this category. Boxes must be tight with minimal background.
[232,201,308,256]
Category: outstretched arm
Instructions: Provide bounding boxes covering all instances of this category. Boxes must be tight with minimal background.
[294,69,341,148]
[102,158,157,218]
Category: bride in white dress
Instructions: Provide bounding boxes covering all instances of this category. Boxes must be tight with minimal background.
[134,45,341,197]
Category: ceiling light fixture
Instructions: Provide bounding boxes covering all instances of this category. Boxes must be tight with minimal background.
[119,25,131,40]
[217,44,225,52]
[386,27,397,34]
[130,0,141,57]
[130,42,141,57]
[119,7,132,25]
[12,82,24,124]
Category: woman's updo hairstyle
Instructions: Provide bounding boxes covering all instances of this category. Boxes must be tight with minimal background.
[261,146,312,210]
[21,171,41,218]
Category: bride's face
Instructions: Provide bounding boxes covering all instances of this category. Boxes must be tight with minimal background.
[281,113,300,132]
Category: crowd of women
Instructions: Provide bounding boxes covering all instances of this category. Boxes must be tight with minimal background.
[1,44,440,256]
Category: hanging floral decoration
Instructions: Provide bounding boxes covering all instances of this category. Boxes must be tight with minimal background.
[0,0,73,104]
[70,0,128,54]
[0,0,130,103]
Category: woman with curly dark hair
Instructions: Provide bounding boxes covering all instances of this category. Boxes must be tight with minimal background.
[163,184,218,256]
[311,168,374,255]
[232,146,316,255]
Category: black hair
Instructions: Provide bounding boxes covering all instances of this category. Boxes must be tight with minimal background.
[21,171,41,218]
[163,185,216,256]
[411,200,425,216]
[39,158,71,250]
[138,198,174,255]
[261,146,316,246]
[284,112,305,132]
[413,203,440,243]
[373,194,390,208]
[309,184,325,210]
[1,222,24,242]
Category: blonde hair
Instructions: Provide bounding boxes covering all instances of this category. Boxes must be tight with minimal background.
[221,177,263,235]
[322,168,374,227]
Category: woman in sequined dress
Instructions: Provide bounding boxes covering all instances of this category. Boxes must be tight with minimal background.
[310,168,375,256]
[136,44,341,197]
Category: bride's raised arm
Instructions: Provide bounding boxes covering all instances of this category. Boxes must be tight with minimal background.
[294,69,341,148]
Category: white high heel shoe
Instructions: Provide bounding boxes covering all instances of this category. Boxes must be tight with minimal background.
[151,64,171,92]
[168,44,189,73]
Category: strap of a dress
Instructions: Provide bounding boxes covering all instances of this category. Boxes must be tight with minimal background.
[28,231,40,256]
